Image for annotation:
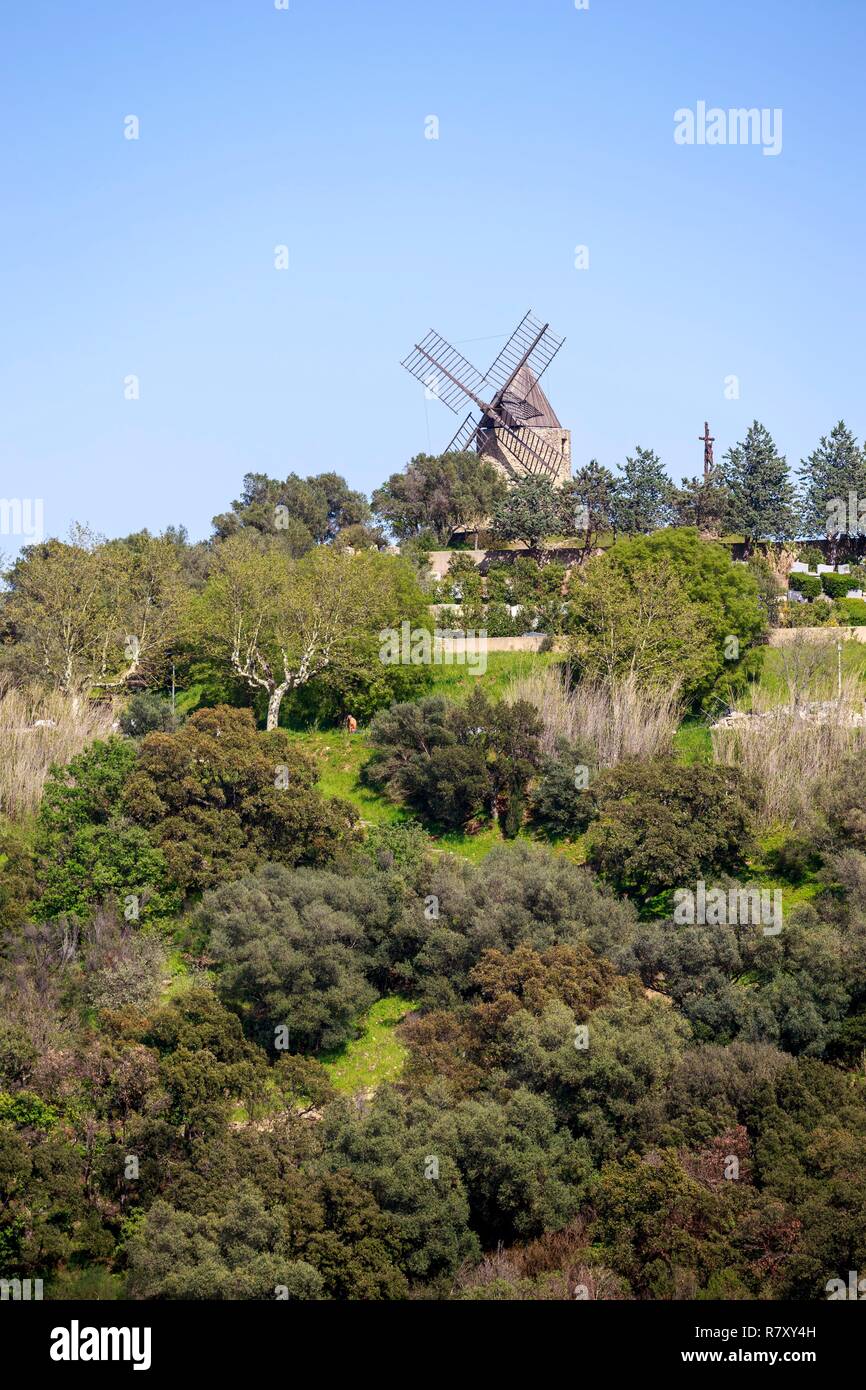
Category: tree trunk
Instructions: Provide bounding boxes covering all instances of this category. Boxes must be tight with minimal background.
[266,683,289,731]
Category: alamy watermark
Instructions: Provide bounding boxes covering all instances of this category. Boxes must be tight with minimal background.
[673,881,783,936]
[0,498,44,543]
[674,102,783,157]
[379,621,487,676]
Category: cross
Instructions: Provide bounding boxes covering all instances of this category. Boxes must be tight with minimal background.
[699,421,715,480]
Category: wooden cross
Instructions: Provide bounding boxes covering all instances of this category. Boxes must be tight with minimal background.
[699,421,715,480]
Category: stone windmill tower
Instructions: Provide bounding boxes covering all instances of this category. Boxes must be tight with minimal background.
[401,310,571,489]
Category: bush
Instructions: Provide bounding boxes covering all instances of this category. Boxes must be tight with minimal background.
[199,862,378,1051]
[584,758,758,902]
[122,705,357,894]
[821,572,854,600]
[789,573,822,599]
[119,692,179,737]
[530,739,596,837]
[835,597,866,625]
[364,688,543,835]
[779,599,832,627]
[34,738,179,921]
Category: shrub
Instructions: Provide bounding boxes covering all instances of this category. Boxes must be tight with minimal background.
[530,738,596,837]
[122,705,356,894]
[119,692,179,737]
[835,597,866,625]
[821,572,854,600]
[584,758,757,902]
[779,599,833,627]
[34,737,179,921]
[199,862,378,1051]
[789,573,822,599]
[364,688,543,834]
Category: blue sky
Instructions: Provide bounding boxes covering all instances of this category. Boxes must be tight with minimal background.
[1,0,865,549]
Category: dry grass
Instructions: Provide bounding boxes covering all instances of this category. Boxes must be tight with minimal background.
[712,654,866,827]
[507,665,682,766]
[0,682,118,820]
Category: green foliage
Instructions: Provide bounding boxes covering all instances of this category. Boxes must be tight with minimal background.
[122,705,356,895]
[530,738,596,837]
[363,687,543,834]
[34,738,178,921]
[119,691,180,737]
[199,862,378,1051]
[798,421,866,537]
[721,420,798,541]
[569,528,767,709]
[790,572,823,599]
[821,571,854,599]
[584,757,758,902]
[613,446,676,535]
[0,1090,58,1130]
[372,452,506,544]
[491,476,567,550]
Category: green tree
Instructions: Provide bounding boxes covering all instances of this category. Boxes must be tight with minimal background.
[798,421,866,552]
[1,527,184,693]
[372,452,506,545]
[190,537,428,728]
[122,705,355,895]
[613,446,676,535]
[585,757,757,902]
[567,459,620,558]
[491,475,566,553]
[721,421,798,547]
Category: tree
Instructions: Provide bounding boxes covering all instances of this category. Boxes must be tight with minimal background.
[569,529,767,709]
[672,470,729,537]
[612,446,676,535]
[196,862,382,1050]
[568,555,714,697]
[584,757,757,902]
[372,452,506,545]
[1,527,184,693]
[567,459,620,559]
[721,421,798,547]
[122,706,355,894]
[211,470,371,551]
[190,537,427,729]
[33,737,179,921]
[363,688,543,834]
[490,476,566,553]
[798,421,866,554]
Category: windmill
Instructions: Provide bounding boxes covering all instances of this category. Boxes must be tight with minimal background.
[401,310,571,487]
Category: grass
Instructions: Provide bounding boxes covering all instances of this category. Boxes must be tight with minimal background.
[425,650,562,702]
[673,718,713,764]
[318,995,416,1093]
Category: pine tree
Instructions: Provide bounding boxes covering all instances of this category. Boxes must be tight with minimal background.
[672,471,729,536]
[613,446,676,535]
[721,421,798,548]
[798,420,866,539]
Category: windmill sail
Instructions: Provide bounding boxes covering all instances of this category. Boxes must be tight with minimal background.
[483,311,565,398]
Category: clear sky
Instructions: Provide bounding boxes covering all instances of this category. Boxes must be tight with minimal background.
[2,0,865,550]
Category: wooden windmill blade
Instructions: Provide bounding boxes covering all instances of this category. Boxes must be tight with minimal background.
[445,411,485,454]
[494,417,566,482]
[400,330,490,415]
[483,311,566,401]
